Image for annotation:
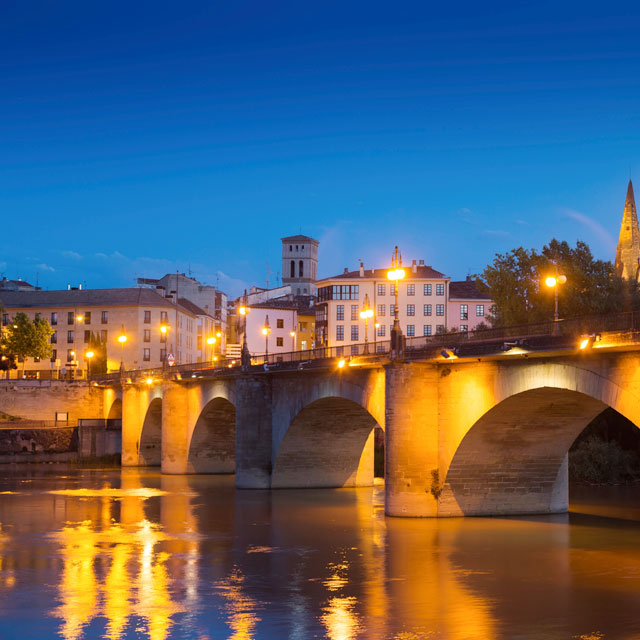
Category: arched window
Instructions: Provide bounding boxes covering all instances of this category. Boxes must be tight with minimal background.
[299,260,304,277]
[290,260,295,277]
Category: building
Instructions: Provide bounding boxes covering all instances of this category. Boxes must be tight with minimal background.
[315,259,491,351]
[0,277,39,291]
[0,288,218,374]
[615,180,640,282]
[281,235,319,296]
[137,272,227,353]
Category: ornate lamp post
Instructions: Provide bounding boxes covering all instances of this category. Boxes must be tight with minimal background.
[545,265,567,336]
[206,336,216,362]
[85,350,94,379]
[239,293,251,370]
[359,293,373,354]
[290,330,296,352]
[117,326,127,371]
[387,246,406,360]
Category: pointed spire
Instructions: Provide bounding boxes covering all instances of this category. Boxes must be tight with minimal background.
[615,180,640,281]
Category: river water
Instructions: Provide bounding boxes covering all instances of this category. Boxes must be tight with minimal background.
[0,468,639,640]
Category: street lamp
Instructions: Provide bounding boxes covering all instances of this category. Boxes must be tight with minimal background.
[360,293,373,354]
[206,336,216,362]
[85,350,94,379]
[117,326,127,371]
[262,315,271,358]
[387,246,406,359]
[160,324,170,368]
[239,291,252,370]
[545,268,567,336]
[290,330,296,352]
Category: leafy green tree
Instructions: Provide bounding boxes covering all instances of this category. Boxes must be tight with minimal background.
[3,312,54,373]
[478,239,640,326]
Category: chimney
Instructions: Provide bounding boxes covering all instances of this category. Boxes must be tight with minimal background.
[359,261,364,277]
[419,259,425,266]
[344,267,349,274]
[412,259,417,274]
[78,283,82,290]
[67,284,71,290]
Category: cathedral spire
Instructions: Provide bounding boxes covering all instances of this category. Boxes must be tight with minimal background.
[615,180,640,281]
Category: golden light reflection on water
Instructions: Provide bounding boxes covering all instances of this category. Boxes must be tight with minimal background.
[214,568,261,640]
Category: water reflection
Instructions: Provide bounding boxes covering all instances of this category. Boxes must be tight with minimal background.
[0,469,639,639]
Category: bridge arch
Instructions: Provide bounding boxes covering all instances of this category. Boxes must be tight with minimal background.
[107,398,122,421]
[272,396,379,488]
[139,397,162,466]
[439,361,640,516]
[187,396,236,473]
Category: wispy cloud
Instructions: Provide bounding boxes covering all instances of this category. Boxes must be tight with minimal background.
[61,250,82,260]
[36,263,55,272]
[562,208,616,253]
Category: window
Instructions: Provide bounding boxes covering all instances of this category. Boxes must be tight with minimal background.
[66,349,74,362]
[84,330,90,343]
[100,330,107,342]
[424,284,432,296]
[276,318,284,329]
[407,304,415,316]
[290,260,295,277]
[460,325,468,333]
[299,321,308,331]
[423,325,432,336]
[67,312,75,325]
[390,283,396,296]
[336,325,344,341]
[276,337,283,347]
[424,304,432,316]
[317,285,359,301]
[84,312,91,324]
[51,332,57,344]
[101,311,108,324]
[436,284,445,296]
[144,310,151,323]
[476,305,485,317]
[460,304,468,320]
[377,304,386,317]
[351,345,359,355]
[50,312,58,325]
[67,331,74,343]
[51,349,57,362]
[299,261,304,277]
[144,329,151,342]
[390,304,396,316]
[160,348,166,362]
[436,304,445,316]
[377,324,386,337]
[407,284,415,296]
[143,348,151,362]
[351,305,359,321]
[436,324,445,334]
[160,311,168,323]
[406,325,415,337]
[377,284,386,296]
[336,305,344,321]
[351,325,359,341]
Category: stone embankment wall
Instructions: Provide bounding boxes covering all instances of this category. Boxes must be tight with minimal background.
[0,380,104,423]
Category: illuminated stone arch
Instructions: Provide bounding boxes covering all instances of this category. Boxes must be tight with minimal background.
[139,397,162,466]
[187,396,236,473]
[439,361,640,516]
[107,398,122,421]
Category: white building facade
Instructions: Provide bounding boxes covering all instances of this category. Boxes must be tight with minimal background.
[315,261,491,351]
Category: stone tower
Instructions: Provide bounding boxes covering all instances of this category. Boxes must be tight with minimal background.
[281,235,319,295]
[615,180,640,281]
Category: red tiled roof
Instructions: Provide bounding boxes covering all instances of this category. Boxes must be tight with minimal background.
[318,265,446,282]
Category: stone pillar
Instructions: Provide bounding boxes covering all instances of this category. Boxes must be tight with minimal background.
[121,384,142,467]
[385,362,440,517]
[161,382,190,475]
[236,375,272,489]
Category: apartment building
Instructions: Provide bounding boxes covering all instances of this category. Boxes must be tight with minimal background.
[0,288,217,373]
[315,260,491,351]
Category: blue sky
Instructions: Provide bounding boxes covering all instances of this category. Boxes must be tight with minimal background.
[1,1,639,297]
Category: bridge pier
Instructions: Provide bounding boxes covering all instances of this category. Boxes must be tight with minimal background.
[121,384,143,466]
[162,382,190,474]
[235,375,273,488]
[385,363,440,517]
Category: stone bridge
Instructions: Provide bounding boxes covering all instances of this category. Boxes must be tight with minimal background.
[4,322,640,517]
[102,333,640,518]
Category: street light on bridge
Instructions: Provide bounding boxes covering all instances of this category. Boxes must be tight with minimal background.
[360,294,373,354]
[117,327,127,371]
[545,268,567,336]
[387,246,406,359]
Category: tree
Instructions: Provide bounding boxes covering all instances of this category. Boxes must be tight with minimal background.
[478,239,640,327]
[3,312,54,373]
[88,331,108,374]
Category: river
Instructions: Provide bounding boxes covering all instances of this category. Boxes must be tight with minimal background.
[0,468,638,639]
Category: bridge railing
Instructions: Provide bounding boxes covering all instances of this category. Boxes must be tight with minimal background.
[90,309,640,383]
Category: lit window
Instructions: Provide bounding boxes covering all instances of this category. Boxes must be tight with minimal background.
[377,304,386,317]
[460,304,468,320]
[476,305,485,317]
[377,284,386,296]
[460,325,468,333]
[436,284,445,296]
[407,284,415,296]
[424,284,432,296]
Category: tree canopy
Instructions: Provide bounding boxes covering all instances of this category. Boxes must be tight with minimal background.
[1,312,54,371]
[478,239,640,327]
